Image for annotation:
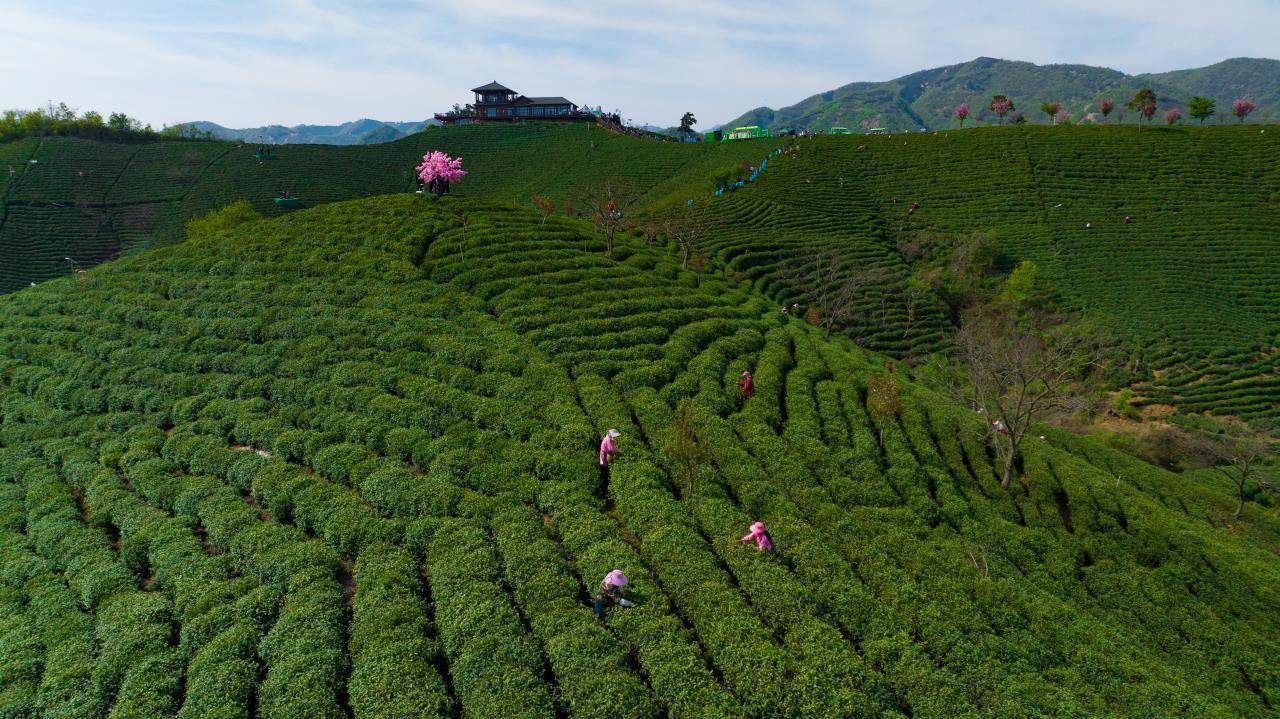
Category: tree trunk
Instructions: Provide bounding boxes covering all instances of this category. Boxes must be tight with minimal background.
[681,245,689,269]
[1234,482,1246,520]
[1001,451,1015,488]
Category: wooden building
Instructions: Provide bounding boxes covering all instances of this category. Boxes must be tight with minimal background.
[436,81,590,124]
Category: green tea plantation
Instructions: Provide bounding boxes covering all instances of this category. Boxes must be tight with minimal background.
[0,195,1277,718]
[2,123,1276,419]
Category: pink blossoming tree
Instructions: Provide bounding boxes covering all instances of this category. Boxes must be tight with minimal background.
[416,151,467,196]
[1233,98,1256,123]
[954,102,970,127]
[990,95,1014,125]
[1164,109,1181,126]
[1099,99,1114,121]
[1055,109,1070,125]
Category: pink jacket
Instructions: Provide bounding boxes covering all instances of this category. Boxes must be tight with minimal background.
[599,435,618,466]
[740,522,774,552]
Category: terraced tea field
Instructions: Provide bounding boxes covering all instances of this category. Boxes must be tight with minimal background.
[2,124,1277,419]
[1,196,1277,718]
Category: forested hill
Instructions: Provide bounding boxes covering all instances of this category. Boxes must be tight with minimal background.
[2,122,1276,424]
[0,194,1277,718]
[721,56,1280,132]
[186,118,437,145]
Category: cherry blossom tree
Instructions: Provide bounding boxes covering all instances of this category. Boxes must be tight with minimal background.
[989,95,1014,125]
[1164,109,1182,126]
[1128,89,1158,129]
[1055,110,1070,125]
[416,151,467,197]
[1099,99,1115,121]
[954,102,970,128]
[1233,98,1256,123]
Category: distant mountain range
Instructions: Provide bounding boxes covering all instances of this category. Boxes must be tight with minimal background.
[721,57,1280,133]
[187,57,1278,143]
[185,118,439,145]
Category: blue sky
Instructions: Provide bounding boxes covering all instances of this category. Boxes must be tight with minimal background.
[3,0,1277,129]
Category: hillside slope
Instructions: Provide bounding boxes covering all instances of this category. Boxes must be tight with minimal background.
[0,125,765,293]
[1137,58,1280,117]
[1,195,1277,718]
[722,57,1277,132]
[2,124,1277,420]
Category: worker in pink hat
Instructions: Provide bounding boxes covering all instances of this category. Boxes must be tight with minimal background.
[593,569,635,617]
[739,370,755,399]
[740,521,774,552]
[599,428,621,483]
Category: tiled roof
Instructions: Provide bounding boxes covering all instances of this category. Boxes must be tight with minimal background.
[471,81,514,92]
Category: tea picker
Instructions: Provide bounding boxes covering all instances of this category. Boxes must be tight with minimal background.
[594,569,636,617]
[599,429,621,482]
[739,370,755,399]
[740,522,774,552]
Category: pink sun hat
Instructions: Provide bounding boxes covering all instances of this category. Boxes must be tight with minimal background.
[604,569,629,587]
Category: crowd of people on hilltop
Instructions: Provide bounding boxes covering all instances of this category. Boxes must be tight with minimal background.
[594,114,676,142]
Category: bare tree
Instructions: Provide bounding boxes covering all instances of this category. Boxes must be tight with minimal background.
[899,277,935,341]
[637,220,662,246]
[663,204,705,269]
[1195,426,1274,519]
[781,248,887,339]
[953,305,1097,488]
[531,195,556,224]
[664,401,712,510]
[580,179,639,259]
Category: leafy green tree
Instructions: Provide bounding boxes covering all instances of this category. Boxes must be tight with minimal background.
[919,232,998,321]
[1000,260,1058,310]
[108,112,138,133]
[1128,88,1158,127]
[1187,96,1216,124]
[160,123,213,140]
[0,104,160,142]
[1041,102,1061,124]
[709,166,736,191]
[678,112,697,137]
[866,365,902,445]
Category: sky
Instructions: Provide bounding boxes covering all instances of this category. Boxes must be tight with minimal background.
[3,0,1278,129]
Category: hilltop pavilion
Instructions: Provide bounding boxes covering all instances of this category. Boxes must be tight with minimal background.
[436,82,590,124]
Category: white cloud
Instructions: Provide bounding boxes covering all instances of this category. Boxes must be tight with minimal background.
[1,0,1275,129]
